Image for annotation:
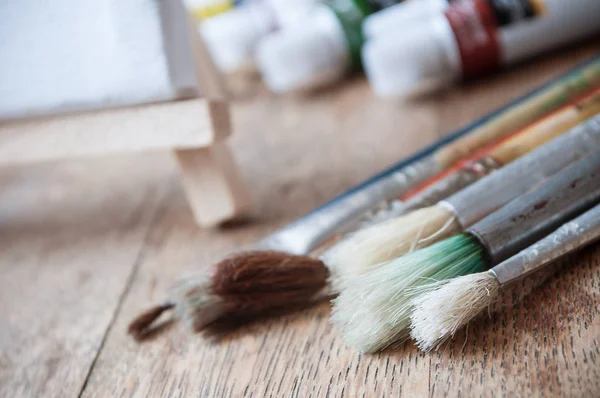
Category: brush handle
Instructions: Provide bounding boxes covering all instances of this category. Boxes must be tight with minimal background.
[490,90,600,165]
[257,57,600,255]
[445,115,600,228]
[400,93,594,216]
[359,63,600,229]
[368,91,600,222]
[492,203,600,285]
[367,158,500,224]
[468,150,600,266]
[434,61,600,168]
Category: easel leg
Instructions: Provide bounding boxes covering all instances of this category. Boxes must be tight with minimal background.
[174,142,251,226]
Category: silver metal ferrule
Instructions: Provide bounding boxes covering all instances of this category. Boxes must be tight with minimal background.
[467,150,600,266]
[256,155,439,254]
[402,156,500,213]
[447,115,600,228]
[353,157,500,228]
[492,203,600,285]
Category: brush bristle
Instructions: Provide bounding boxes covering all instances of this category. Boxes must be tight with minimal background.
[331,234,485,352]
[410,271,500,351]
[323,205,459,293]
[128,302,175,341]
[212,250,328,295]
[170,251,329,330]
[169,272,224,331]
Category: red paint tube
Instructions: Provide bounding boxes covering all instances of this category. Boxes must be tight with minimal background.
[363,0,600,96]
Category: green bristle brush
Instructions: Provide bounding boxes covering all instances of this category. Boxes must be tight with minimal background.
[410,202,600,351]
[332,149,600,352]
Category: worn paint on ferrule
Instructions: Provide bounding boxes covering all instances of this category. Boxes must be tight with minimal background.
[444,115,600,229]
[492,203,600,285]
[401,157,500,214]
[467,151,600,266]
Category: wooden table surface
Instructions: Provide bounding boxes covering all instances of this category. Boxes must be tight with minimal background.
[2,43,600,398]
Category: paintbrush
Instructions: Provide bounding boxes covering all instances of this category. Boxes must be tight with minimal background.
[258,57,600,257]
[128,58,600,339]
[410,202,600,351]
[332,150,600,352]
[398,87,600,204]
[323,91,600,284]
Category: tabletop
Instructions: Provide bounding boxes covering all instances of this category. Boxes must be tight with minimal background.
[2,42,600,398]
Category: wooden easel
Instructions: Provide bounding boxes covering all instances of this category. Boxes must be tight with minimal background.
[0,14,251,227]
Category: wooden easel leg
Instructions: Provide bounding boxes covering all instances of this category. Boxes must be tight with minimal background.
[174,142,251,226]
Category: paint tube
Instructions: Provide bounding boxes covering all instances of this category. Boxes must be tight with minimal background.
[364,0,453,39]
[363,0,600,96]
[184,0,244,22]
[200,0,317,73]
[256,0,405,93]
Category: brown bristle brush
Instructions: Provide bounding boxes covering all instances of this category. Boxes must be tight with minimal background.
[128,251,327,340]
[128,59,600,339]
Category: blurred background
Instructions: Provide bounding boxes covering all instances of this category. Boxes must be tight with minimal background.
[2,0,599,227]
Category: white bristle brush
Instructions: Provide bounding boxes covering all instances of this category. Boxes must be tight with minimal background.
[332,149,600,352]
[324,114,600,291]
[410,202,600,351]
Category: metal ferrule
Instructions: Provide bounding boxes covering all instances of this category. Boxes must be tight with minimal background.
[467,150,600,266]
[256,156,439,254]
[402,156,500,213]
[446,115,600,229]
[257,114,600,256]
[492,204,600,285]
[357,157,500,227]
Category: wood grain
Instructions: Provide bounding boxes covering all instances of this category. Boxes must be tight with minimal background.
[0,154,172,397]
[430,245,600,398]
[1,42,600,397]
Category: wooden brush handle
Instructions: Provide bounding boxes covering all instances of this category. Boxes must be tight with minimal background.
[399,92,600,220]
[492,203,600,285]
[446,116,600,228]
[405,92,600,216]
[434,63,600,168]
[490,90,600,165]
[467,150,600,266]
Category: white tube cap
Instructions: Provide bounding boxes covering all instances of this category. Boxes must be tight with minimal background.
[363,0,449,39]
[363,15,459,97]
[256,4,350,93]
[268,0,319,27]
[201,4,275,73]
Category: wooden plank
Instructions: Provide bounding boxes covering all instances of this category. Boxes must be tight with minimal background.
[0,154,171,397]
[164,21,250,228]
[0,98,229,166]
[429,245,600,398]
[187,13,231,101]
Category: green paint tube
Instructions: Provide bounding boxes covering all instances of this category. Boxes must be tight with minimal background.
[256,0,404,93]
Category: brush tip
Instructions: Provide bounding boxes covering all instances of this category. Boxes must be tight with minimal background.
[410,271,500,351]
[323,205,459,293]
[331,234,485,352]
[128,302,175,341]
[212,250,329,295]
[169,250,330,331]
